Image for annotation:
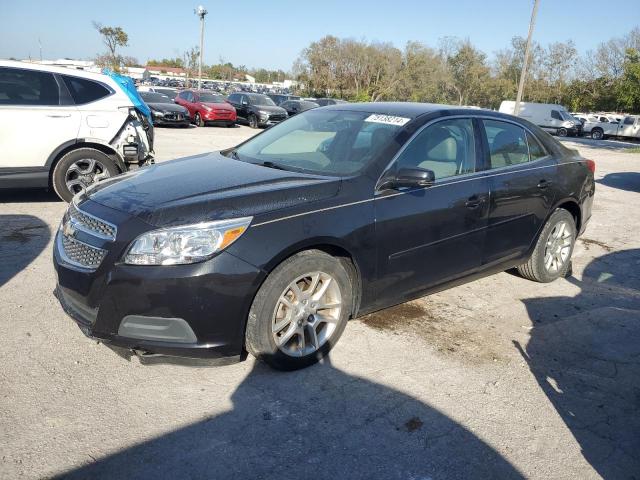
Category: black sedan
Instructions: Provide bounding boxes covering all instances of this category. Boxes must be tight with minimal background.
[53,103,595,370]
[139,91,190,127]
[280,99,319,116]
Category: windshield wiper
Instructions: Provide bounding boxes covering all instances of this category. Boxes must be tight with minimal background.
[258,161,289,171]
[229,149,239,160]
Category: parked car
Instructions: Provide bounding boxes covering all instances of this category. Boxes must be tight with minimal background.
[139,91,190,128]
[280,99,319,116]
[616,115,640,140]
[267,93,301,106]
[137,86,178,101]
[315,98,349,107]
[227,92,288,128]
[499,101,582,137]
[0,60,153,201]
[53,103,594,370]
[573,114,618,140]
[175,90,236,127]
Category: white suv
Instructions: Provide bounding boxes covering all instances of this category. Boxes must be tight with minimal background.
[0,60,153,201]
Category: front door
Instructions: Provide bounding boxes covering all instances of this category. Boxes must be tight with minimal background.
[618,116,639,139]
[374,117,489,304]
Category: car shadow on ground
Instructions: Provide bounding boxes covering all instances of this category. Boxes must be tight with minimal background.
[0,189,62,203]
[0,214,51,288]
[597,172,640,193]
[516,249,640,479]
[54,356,525,480]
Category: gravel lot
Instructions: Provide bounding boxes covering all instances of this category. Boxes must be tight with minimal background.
[1,125,639,480]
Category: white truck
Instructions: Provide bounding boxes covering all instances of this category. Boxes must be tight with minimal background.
[499,101,583,137]
[573,114,619,140]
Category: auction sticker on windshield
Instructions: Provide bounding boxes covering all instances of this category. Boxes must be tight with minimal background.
[364,114,411,126]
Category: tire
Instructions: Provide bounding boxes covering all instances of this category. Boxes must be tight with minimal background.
[226,122,235,128]
[52,147,119,202]
[246,250,353,371]
[195,112,205,127]
[591,128,604,140]
[557,128,568,137]
[517,209,576,283]
[248,114,259,129]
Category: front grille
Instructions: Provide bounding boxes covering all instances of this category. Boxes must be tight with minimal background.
[68,203,116,240]
[269,114,286,121]
[164,113,184,121]
[61,234,107,269]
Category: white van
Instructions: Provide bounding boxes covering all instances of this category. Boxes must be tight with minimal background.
[499,101,582,137]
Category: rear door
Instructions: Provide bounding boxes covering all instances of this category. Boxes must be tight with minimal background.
[480,119,558,266]
[617,116,640,139]
[374,117,489,303]
[0,67,80,169]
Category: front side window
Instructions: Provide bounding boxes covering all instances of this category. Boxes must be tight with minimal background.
[229,109,404,175]
[0,67,59,106]
[623,117,635,125]
[551,110,562,121]
[483,120,529,168]
[394,118,476,180]
[62,76,111,104]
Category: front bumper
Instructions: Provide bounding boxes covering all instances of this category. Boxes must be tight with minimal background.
[202,111,236,123]
[53,200,264,361]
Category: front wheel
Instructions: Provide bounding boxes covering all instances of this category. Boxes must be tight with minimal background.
[248,114,259,129]
[52,148,119,202]
[517,209,576,283]
[591,128,604,140]
[245,250,352,370]
[557,128,568,137]
[195,112,205,127]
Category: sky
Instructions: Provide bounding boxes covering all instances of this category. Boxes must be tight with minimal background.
[1,0,638,71]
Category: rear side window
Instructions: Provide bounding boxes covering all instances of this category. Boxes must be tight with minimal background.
[483,120,529,168]
[0,67,59,106]
[62,76,111,104]
[396,118,476,180]
[526,131,548,161]
[551,110,562,121]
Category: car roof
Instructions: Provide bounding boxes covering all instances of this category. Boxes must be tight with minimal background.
[321,101,496,118]
[0,59,115,84]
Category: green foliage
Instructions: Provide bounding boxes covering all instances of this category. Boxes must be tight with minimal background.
[617,48,640,112]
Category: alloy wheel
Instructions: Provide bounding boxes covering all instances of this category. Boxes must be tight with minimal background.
[271,271,342,357]
[544,220,572,274]
[65,158,111,195]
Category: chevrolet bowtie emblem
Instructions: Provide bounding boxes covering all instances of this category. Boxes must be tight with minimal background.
[63,220,76,238]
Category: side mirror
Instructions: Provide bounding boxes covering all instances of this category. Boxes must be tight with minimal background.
[379,168,435,190]
[241,100,248,106]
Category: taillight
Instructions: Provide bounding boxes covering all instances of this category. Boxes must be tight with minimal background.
[585,159,595,174]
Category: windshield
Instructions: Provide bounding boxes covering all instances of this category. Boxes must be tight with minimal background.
[155,88,177,99]
[198,93,226,103]
[140,92,172,103]
[228,109,406,175]
[560,111,574,121]
[250,95,276,106]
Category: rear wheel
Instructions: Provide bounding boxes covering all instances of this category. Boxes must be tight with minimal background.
[557,127,568,137]
[245,250,352,370]
[517,209,576,283]
[248,114,259,129]
[591,128,604,140]
[195,112,205,127]
[52,148,119,202]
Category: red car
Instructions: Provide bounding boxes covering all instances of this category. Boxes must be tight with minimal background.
[175,90,237,127]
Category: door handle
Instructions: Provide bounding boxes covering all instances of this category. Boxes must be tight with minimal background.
[46,114,71,118]
[537,179,552,189]
[465,195,484,209]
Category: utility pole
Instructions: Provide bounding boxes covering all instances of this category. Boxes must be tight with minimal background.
[514,0,540,116]
[195,5,208,89]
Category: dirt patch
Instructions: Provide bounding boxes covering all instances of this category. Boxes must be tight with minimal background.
[359,298,504,364]
[1,224,47,244]
[580,238,614,252]
[402,416,424,433]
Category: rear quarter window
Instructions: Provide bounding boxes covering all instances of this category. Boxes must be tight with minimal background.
[62,76,111,104]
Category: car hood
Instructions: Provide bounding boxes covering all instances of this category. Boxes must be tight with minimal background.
[202,102,234,110]
[148,102,187,113]
[253,105,287,114]
[84,152,341,228]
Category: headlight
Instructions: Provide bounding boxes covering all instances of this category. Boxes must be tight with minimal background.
[124,217,252,265]
[152,110,164,117]
[259,111,269,120]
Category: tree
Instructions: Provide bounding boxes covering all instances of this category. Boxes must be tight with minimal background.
[617,48,640,112]
[446,40,490,105]
[182,46,200,86]
[92,22,128,71]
